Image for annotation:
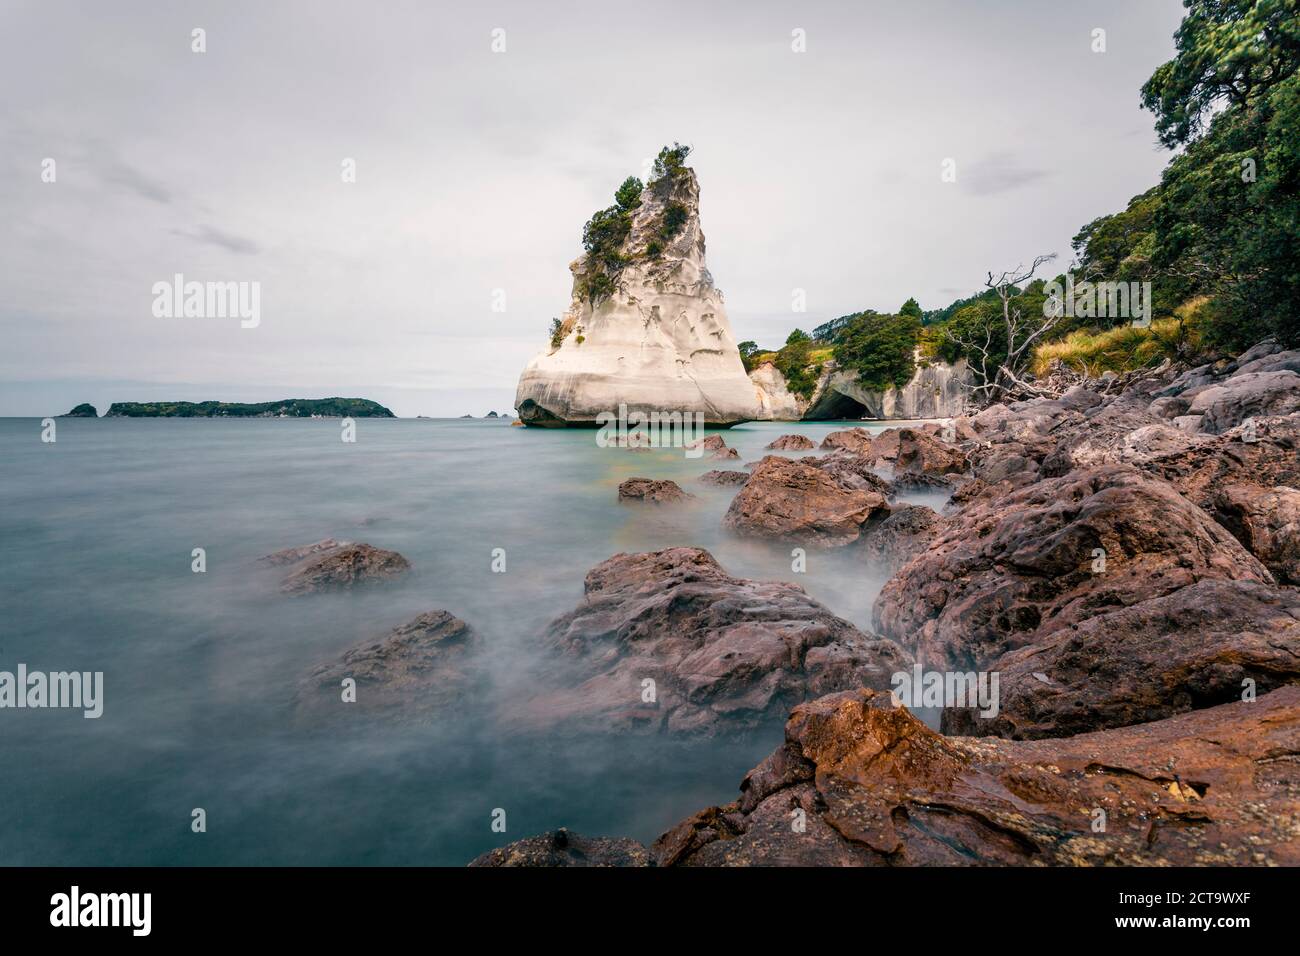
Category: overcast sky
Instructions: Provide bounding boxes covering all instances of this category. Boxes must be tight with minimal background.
[0,0,1186,417]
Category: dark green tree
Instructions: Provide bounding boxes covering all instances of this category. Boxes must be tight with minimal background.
[834,313,923,391]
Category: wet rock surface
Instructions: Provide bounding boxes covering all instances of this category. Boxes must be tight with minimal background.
[951,579,1300,738]
[512,548,910,736]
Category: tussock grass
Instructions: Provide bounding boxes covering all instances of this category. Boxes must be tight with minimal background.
[1031,306,1205,377]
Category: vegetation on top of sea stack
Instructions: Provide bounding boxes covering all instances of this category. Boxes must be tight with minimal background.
[104,398,395,418]
[569,143,692,312]
[59,403,98,417]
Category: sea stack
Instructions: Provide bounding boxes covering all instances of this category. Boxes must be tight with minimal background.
[514,147,758,427]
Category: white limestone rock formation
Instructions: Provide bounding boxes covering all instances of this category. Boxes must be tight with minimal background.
[750,357,971,421]
[515,161,759,427]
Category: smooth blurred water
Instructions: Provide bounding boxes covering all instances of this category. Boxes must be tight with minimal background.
[0,415,935,865]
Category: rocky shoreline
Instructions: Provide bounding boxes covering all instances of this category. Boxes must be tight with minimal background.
[258,341,1299,866]
[473,339,1300,865]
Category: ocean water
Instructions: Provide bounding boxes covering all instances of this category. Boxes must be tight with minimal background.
[0,416,941,865]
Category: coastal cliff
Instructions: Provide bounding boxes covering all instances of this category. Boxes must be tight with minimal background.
[514,152,758,427]
[751,357,970,421]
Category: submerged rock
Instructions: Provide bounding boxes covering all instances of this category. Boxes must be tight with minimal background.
[860,504,941,574]
[267,540,411,594]
[296,610,481,719]
[514,162,757,426]
[698,469,750,486]
[512,548,910,736]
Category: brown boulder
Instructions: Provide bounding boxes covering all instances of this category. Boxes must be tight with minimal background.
[723,456,888,546]
[1187,369,1300,434]
[766,434,817,451]
[819,427,875,454]
[618,477,694,503]
[950,579,1300,739]
[894,428,969,476]
[513,548,911,736]
[653,686,1300,866]
[873,465,1272,672]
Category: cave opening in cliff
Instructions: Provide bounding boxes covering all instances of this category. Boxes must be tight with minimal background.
[810,390,869,421]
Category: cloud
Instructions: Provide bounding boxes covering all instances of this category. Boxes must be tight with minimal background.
[174,224,261,255]
[963,151,1054,197]
[103,160,172,204]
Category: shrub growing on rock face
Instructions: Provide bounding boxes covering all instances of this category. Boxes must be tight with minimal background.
[614,176,643,211]
[651,142,691,182]
[774,330,824,400]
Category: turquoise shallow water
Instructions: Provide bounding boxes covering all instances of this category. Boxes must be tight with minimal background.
[0,416,937,865]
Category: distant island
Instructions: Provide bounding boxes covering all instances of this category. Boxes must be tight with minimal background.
[103,398,395,418]
[59,403,98,417]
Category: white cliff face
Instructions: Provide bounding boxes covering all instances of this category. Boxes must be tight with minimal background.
[515,167,758,426]
[748,361,808,420]
[753,357,971,421]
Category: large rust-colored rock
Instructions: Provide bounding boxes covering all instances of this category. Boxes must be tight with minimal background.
[653,687,1300,866]
[723,455,888,547]
[512,548,910,736]
[296,610,482,719]
[873,465,1272,672]
[894,428,969,476]
[819,427,875,454]
[272,541,411,595]
[949,579,1300,739]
